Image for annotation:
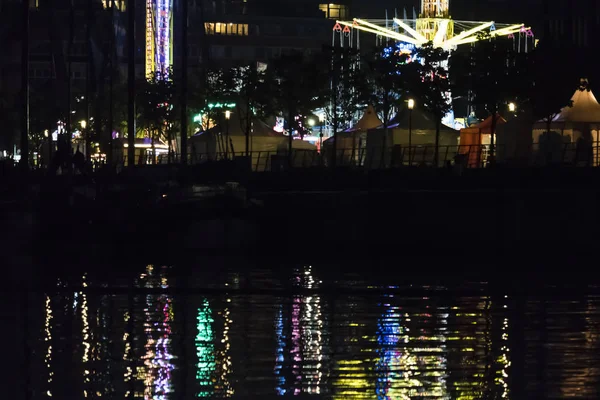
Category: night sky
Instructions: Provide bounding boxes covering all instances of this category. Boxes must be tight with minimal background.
[352,0,544,31]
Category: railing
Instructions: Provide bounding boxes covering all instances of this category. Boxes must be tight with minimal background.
[14,141,600,172]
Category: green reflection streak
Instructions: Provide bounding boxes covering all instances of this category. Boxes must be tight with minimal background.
[196,299,215,398]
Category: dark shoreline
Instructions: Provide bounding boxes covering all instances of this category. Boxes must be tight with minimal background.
[5,165,600,281]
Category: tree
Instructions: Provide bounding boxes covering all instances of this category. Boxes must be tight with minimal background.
[136,68,177,163]
[188,66,236,158]
[29,82,63,163]
[232,63,275,157]
[325,46,369,166]
[528,46,573,145]
[467,33,529,163]
[364,44,417,166]
[270,51,328,166]
[413,42,451,167]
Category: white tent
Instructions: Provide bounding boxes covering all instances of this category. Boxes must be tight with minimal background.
[532,79,600,165]
[324,105,383,166]
[189,116,284,171]
[277,139,318,168]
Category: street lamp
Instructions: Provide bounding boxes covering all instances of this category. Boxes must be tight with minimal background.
[224,110,231,159]
[80,120,87,130]
[307,118,315,128]
[508,102,516,112]
[318,114,325,155]
[408,99,414,166]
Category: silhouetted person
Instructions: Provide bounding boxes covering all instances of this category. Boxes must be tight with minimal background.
[72,148,85,175]
[48,137,69,175]
[575,137,593,166]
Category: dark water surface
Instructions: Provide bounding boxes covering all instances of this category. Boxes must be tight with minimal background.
[22,260,600,399]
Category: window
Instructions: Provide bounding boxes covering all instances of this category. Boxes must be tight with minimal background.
[262,24,281,36]
[318,3,349,20]
[102,0,126,10]
[210,45,225,58]
[204,23,249,36]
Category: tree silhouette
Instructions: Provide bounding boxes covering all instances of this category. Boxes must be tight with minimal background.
[324,46,369,166]
[364,44,417,166]
[136,68,177,163]
[270,51,327,166]
[232,64,275,156]
[189,66,236,134]
[413,42,451,166]
[467,33,529,162]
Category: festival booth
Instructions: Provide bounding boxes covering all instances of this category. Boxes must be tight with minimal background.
[459,114,507,168]
[114,138,169,166]
[277,139,319,168]
[532,79,600,166]
[323,105,383,166]
[496,113,534,166]
[365,106,460,168]
[189,116,284,171]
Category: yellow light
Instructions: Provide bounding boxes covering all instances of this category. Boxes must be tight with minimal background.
[408,99,415,110]
[225,110,231,120]
[80,120,87,129]
[44,129,49,137]
[508,103,516,112]
[308,118,315,126]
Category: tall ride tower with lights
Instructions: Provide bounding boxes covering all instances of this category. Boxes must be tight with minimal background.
[145,0,173,77]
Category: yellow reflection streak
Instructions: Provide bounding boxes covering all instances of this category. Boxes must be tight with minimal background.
[123,310,132,398]
[216,299,234,396]
[496,296,510,398]
[81,274,90,398]
[302,266,323,394]
[44,295,53,397]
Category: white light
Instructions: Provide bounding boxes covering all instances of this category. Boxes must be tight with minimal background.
[508,103,516,112]
[225,110,231,120]
[80,120,87,129]
[307,118,315,127]
[408,99,415,110]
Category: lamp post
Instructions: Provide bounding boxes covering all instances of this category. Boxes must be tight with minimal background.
[408,99,414,166]
[318,114,324,156]
[224,110,231,159]
[79,120,87,156]
[508,102,516,113]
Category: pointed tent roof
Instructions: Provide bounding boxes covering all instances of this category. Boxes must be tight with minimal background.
[386,106,459,133]
[552,79,600,123]
[469,114,507,134]
[192,116,283,138]
[345,105,383,132]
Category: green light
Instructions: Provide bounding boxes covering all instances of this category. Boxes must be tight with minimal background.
[207,102,236,109]
[193,114,203,123]
[195,298,215,398]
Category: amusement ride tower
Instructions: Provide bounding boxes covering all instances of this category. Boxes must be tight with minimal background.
[145,0,174,77]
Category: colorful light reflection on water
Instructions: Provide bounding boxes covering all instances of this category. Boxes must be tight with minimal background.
[30,265,600,399]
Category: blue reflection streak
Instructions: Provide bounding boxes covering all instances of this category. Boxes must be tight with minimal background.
[375,299,403,400]
[274,306,287,395]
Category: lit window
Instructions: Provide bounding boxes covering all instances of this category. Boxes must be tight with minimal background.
[205,23,249,36]
[318,4,349,20]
